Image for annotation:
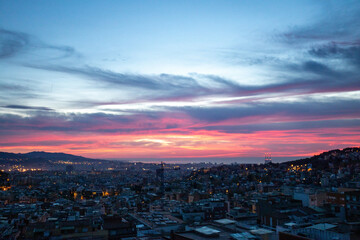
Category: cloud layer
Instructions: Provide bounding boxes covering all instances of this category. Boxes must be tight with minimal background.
[0,2,359,160]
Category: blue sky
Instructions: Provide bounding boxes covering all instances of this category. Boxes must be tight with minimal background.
[0,1,321,75]
[0,0,359,160]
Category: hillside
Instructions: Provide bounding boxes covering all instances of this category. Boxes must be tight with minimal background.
[282,147,360,170]
[0,151,126,171]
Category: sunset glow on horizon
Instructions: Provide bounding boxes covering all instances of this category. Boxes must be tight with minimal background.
[0,1,359,161]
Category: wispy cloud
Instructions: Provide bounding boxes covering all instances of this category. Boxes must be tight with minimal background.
[0,28,77,60]
[178,98,360,122]
[192,119,360,134]
[0,140,94,147]
[0,29,29,58]
[309,43,360,68]
[2,105,53,111]
[26,64,205,91]
[280,1,360,44]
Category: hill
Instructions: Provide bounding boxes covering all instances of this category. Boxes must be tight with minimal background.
[281,147,360,170]
[0,151,126,171]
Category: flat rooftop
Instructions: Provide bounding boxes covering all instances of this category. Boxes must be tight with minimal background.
[214,218,236,225]
[131,212,183,228]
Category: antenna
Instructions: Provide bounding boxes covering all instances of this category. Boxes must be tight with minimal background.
[265,153,272,164]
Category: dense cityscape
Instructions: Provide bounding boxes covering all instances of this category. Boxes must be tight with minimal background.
[0,147,360,239]
[1,1,360,240]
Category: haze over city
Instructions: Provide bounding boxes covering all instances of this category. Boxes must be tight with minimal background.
[0,0,359,161]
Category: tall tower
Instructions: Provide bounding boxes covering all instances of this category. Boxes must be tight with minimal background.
[265,153,272,164]
[156,162,165,195]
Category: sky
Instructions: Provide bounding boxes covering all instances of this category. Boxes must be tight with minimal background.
[0,0,359,162]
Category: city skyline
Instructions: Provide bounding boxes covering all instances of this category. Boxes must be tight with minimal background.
[0,0,359,160]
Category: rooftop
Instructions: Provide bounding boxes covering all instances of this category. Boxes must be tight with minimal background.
[214,218,236,225]
[307,223,337,231]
